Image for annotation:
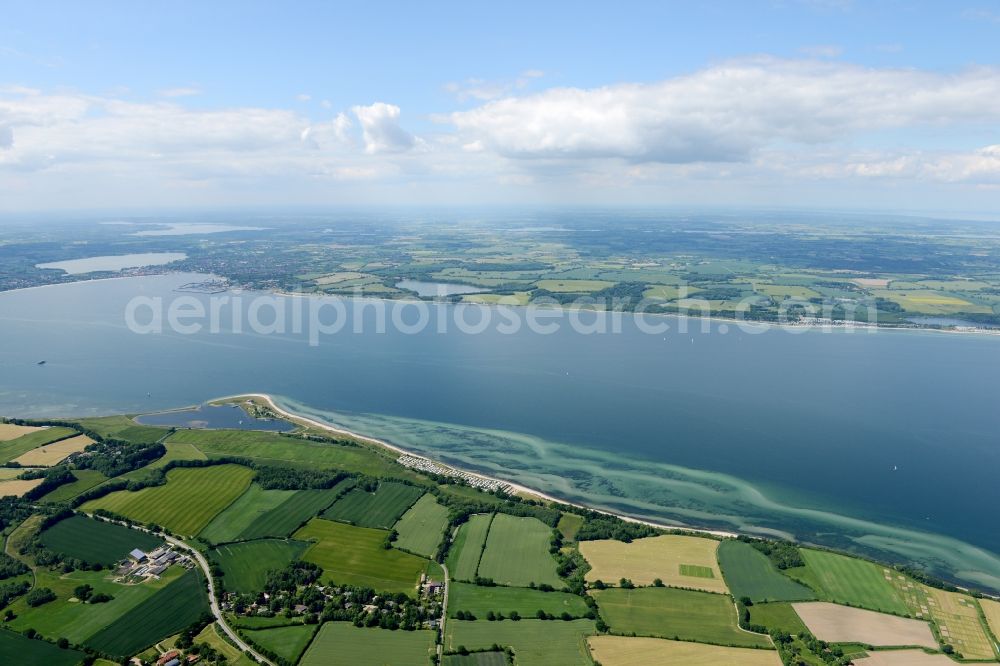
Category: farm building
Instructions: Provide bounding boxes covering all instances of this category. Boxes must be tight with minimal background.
[129,548,147,561]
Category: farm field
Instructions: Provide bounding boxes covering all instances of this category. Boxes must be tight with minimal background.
[445,619,597,666]
[199,483,298,543]
[12,433,94,466]
[0,426,77,463]
[7,566,185,644]
[852,650,964,665]
[447,514,493,582]
[294,518,428,594]
[39,514,161,564]
[788,550,908,615]
[0,478,43,497]
[443,651,509,666]
[211,539,309,593]
[193,623,254,666]
[792,602,936,648]
[580,534,727,593]
[322,481,424,529]
[167,428,402,478]
[918,586,996,660]
[82,464,254,535]
[717,540,816,602]
[299,623,436,666]
[0,627,85,666]
[748,602,809,635]
[392,493,449,557]
[588,635,782,666]
[591,587,772,648]
[448,581,590,618]
[534,279,614,292]
[40,469,108,502]
[229,615,306,629]
[244,624,318,663]
[476,514,562,588]
[75,415,168,443]
[557,512,584,542]
[982,599,1000,643]
[239,481,354,539]
[85,569,210,657]
[0,424,46,440]
[120,441,209,484]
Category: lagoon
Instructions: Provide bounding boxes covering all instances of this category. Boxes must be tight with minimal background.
[35,253,187,275]
[0,273,998,590]
[395,279,489,297]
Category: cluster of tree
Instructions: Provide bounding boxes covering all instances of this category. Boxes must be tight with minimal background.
[20,467,76,501]
[590,282,649,310]
[739,536,804,569]
[263,561,323,594]
[72,584,113,604]
[445,498,560,530]
[254,465,349,490]
[448,646,513,661]
[549,529,589,594]
[0,580,30,610]
[573,513,658,543]
[0,497,35,533]
[0,552,29,581]
[174,612,216,650]
[25,586,55,607]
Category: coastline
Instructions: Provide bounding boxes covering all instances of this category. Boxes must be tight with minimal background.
[219,392,742,540]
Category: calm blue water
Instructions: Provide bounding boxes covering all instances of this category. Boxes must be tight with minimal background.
[395,279,488,297]
[1,274,998,589]
[135,404,294,432]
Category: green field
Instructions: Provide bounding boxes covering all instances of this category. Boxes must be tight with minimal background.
[75,415,169,443]
[167,428,403,477]
[0,628,85,666]
[199,484,298,543]
[449,582,589,618]
[448,514,493,582]
[211,539,310,593]
[718,540,816,603]
[788,549,909,615]
[7,567,184,643]
[82,464,254,535]
[0,427,77,463]
[39,514,161,565]
[39,469,108,503]
[393,493,449,557]
[239,482,354,539]
[557,513,584,542]
[591,587,772,648]
[476,514,562,588]
[294,518,428,594]
[446,619,597,666]
[245,624,318,664]
[299,623,436,666]
[322,482,424,529]
[443,651,509,666]
[84,569,210,657]
[748,602,809,635]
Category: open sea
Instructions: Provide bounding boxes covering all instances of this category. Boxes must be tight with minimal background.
[1,273,998,590]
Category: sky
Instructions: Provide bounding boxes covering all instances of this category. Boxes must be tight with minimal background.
[1,0,1000,215]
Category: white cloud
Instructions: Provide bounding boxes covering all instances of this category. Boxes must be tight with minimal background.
[296,93,312,102]
[447,58,1000,164]
[444,70,545,102]
[351,102,415,154]
[0,124,12,149]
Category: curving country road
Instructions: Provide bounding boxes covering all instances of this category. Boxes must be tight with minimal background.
[88,513,273,665]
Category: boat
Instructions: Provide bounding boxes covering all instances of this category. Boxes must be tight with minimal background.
[37,360,46,365]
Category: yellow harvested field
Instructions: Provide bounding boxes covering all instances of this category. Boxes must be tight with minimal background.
[0,424,48,441]
[534,279,614,293]
[12,434,94,466]
[588,636,781,666]
[853,278,890,288]
[792,602,936,648]
[852,650,960,665]
[981,599,1000,645]
[580,535,728,593]
[0,478,44,498]
[920,586,996,660]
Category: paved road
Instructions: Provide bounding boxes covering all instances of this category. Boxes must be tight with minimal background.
[88,514,273,665]
[438,562,451,661]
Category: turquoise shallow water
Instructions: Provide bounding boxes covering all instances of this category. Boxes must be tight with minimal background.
[1,273,998,590]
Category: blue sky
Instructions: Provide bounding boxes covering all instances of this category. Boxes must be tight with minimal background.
[1,0,1000,214]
